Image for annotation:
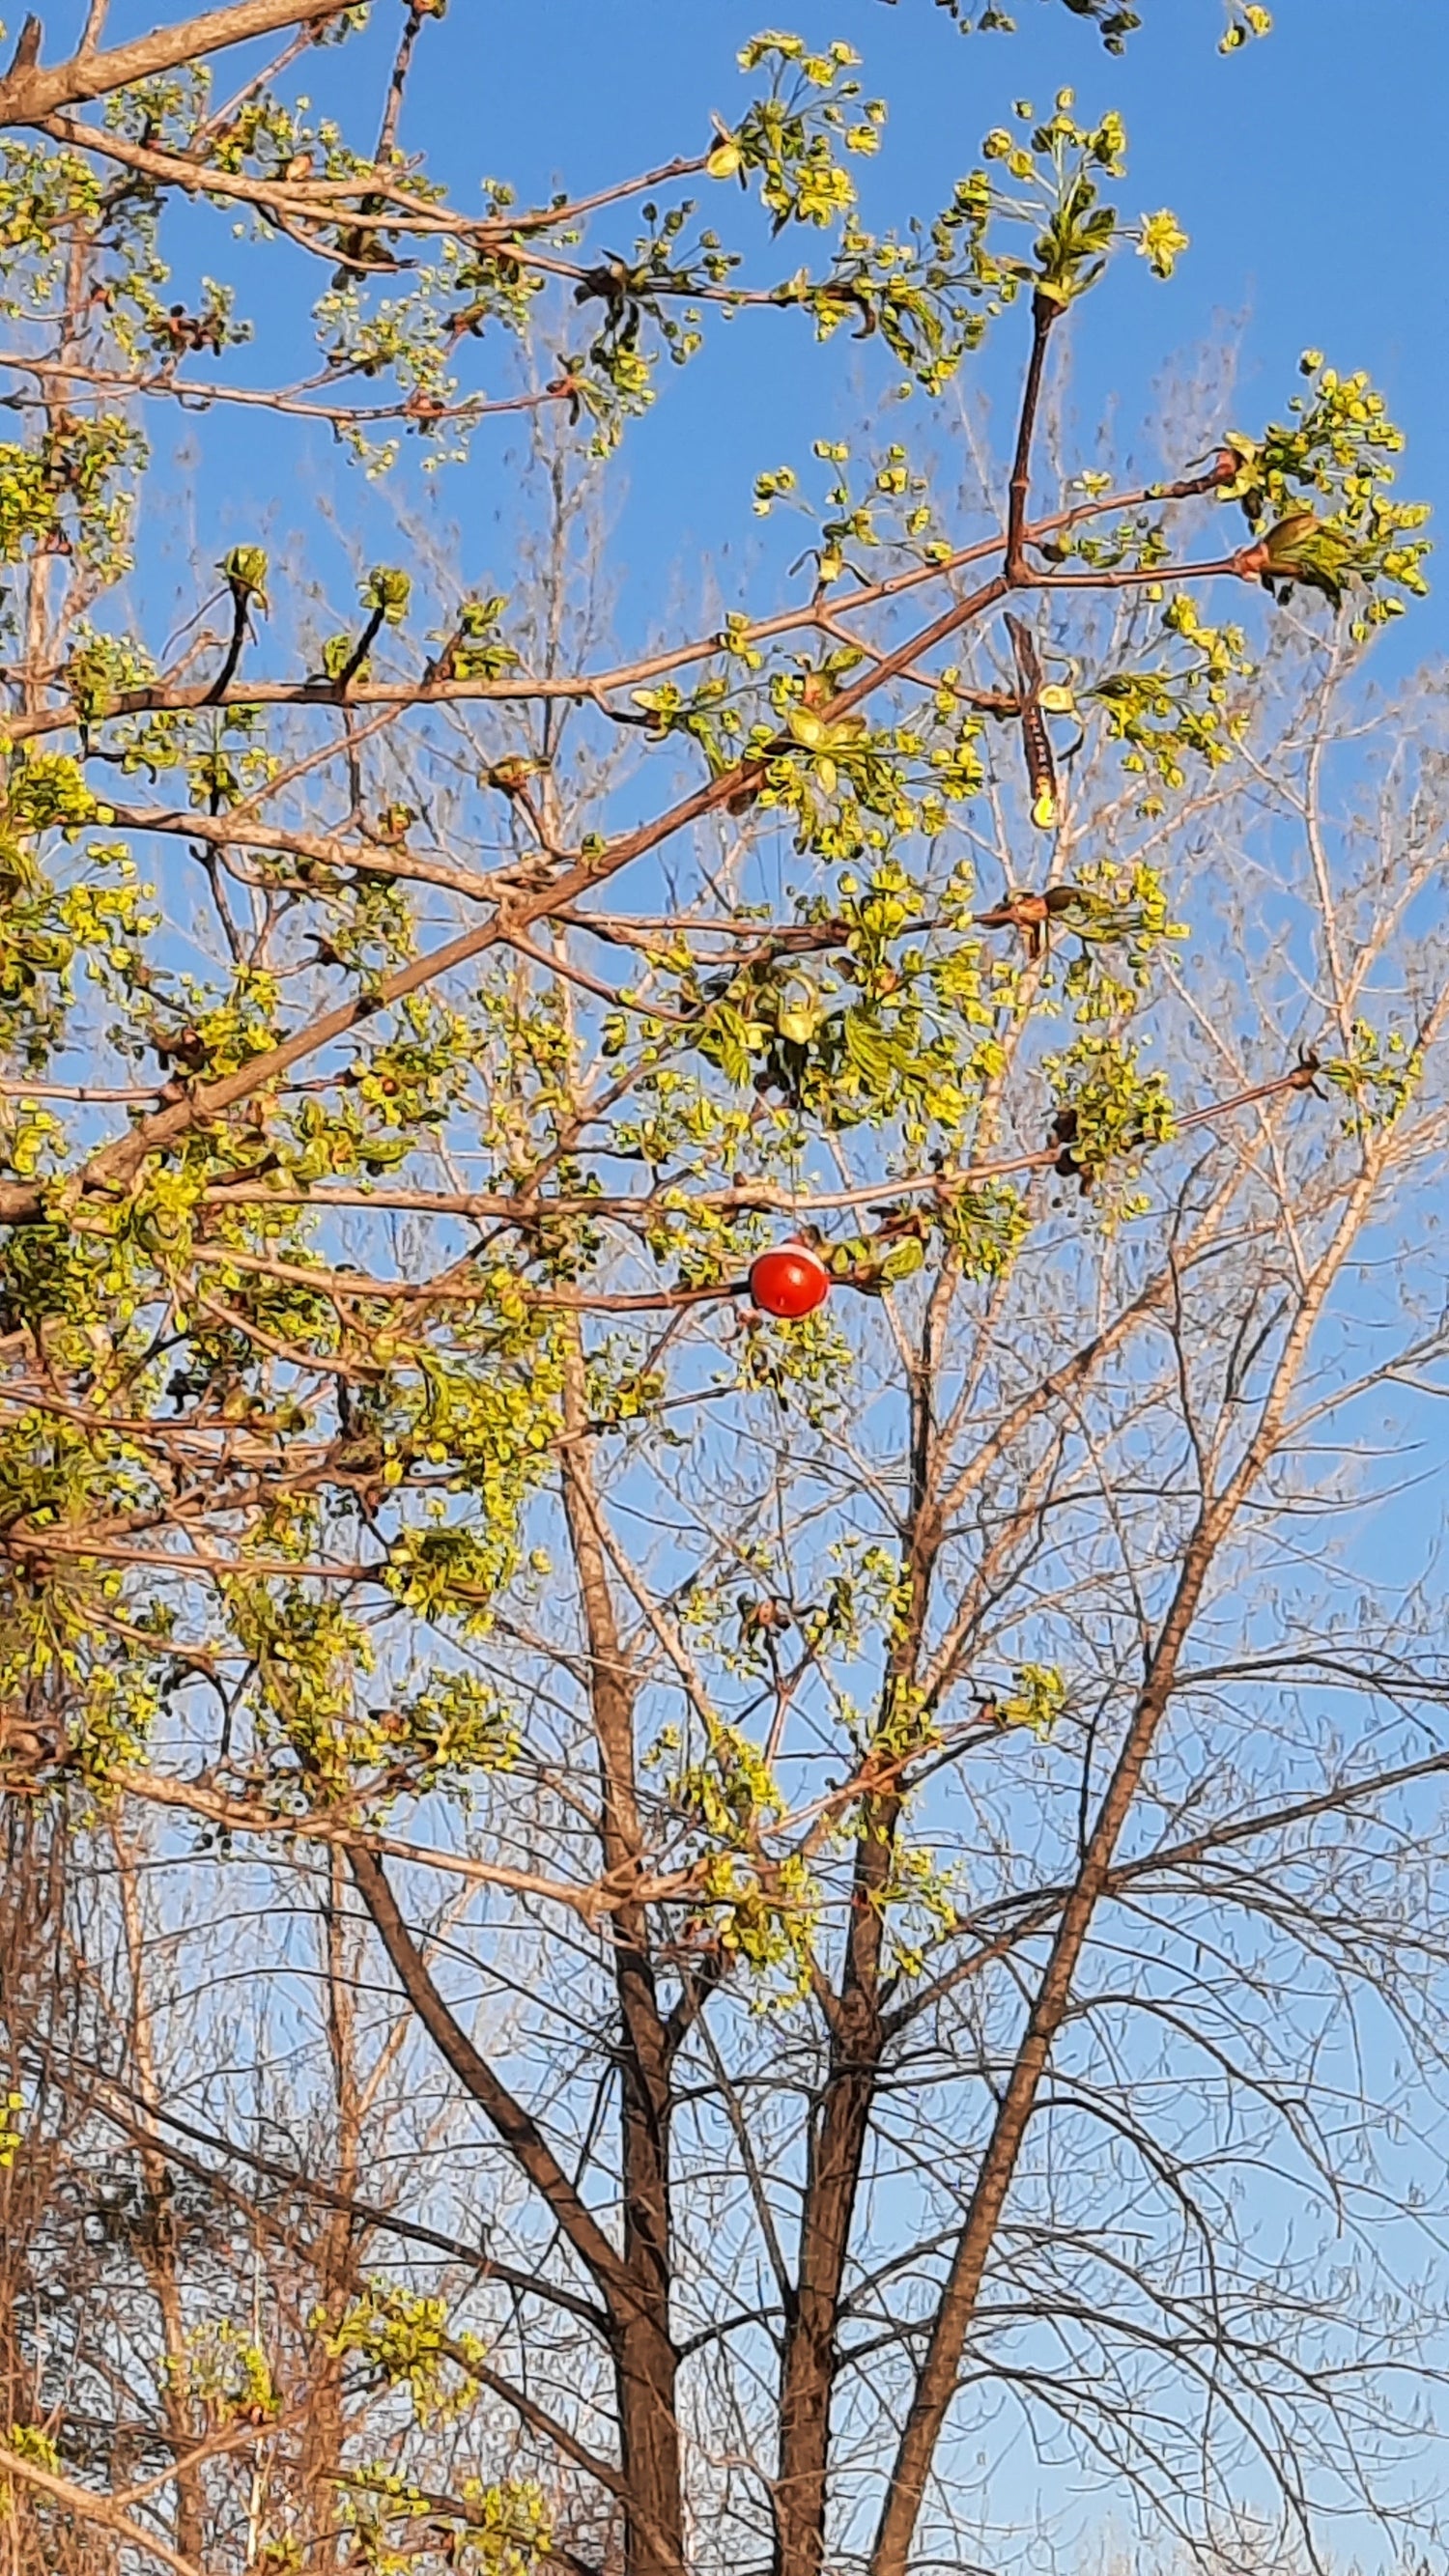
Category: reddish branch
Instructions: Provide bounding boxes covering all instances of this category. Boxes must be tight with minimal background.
[0,0,352,128]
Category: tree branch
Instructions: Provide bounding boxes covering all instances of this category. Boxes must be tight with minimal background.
[347,1842,637,2322]
[0,0,349,127]
[0,2443,205,2576]
[1006,290,1062,580]
[867,1148,1394,2576]
[42,2037,611,2333]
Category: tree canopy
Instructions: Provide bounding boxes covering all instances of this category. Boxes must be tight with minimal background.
[0,7,1445,2576]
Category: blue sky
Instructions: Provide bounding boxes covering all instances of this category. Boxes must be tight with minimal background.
[358,0,1449,675]
[24,12,1449,2556]
[49,0,1448,680]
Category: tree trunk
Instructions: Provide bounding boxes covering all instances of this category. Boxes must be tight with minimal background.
[113,1832,206,2572]
[298,1850,363,2570]
[774,1311,946,2576]
[560,1336,685,2576]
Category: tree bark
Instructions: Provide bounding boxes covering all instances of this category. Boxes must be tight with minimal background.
[0,0,349,129]
[560,1335,685,2576]
[774,1307,946,2576]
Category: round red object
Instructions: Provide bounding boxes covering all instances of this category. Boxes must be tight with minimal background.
[749,1241,831,1319]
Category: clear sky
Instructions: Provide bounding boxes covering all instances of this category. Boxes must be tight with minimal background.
[47,0,1449,682]
[357,0,1449,681]
[25,10,1449,2557]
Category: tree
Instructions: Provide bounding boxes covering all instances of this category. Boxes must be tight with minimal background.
[0,4,1443,2574]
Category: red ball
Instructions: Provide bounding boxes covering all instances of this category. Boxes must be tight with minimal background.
[748,1241,831,1320]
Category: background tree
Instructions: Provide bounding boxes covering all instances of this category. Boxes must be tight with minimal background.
[0,6,1444,2576]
